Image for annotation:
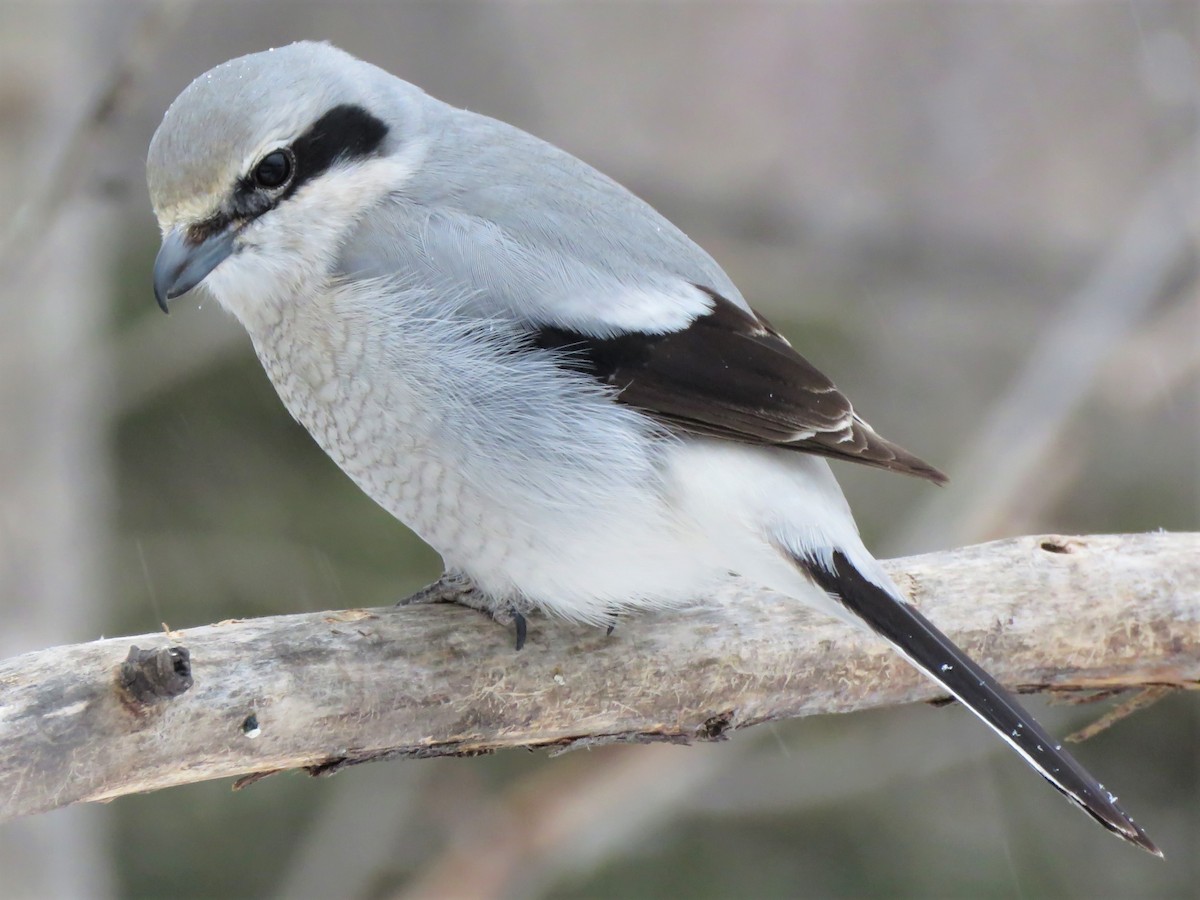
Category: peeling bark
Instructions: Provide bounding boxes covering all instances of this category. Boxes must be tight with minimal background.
[1,532,1196,820]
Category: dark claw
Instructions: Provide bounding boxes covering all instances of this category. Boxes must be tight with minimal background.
[605,611,619,636]
[513,609,527,651]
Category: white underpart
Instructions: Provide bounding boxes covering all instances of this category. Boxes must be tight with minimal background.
[664,440,892,626]
[245,279,741,622]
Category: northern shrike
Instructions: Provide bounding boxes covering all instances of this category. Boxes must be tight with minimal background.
[147,41,1158,855]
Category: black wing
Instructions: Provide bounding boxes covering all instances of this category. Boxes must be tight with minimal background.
[533,286,947,483]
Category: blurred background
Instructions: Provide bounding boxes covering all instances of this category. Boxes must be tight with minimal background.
[0,1,1196,897]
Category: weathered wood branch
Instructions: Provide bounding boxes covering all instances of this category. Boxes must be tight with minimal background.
[1,533,1196,821]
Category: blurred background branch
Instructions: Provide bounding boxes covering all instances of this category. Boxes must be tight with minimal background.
[893,150,1199,555]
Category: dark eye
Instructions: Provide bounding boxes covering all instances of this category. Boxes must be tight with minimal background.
[253,150,292,189]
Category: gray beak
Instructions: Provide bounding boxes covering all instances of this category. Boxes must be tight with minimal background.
[152,226,235,313]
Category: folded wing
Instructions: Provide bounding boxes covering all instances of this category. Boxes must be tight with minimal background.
[533,286,947,483]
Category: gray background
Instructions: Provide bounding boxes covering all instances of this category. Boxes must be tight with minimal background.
[0,1,1196,897]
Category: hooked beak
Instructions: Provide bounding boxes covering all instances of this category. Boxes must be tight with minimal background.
[152,226,235,313]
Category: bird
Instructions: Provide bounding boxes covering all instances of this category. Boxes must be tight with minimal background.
[147,41,1159,856]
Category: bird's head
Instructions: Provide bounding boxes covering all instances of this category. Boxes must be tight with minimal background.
[147,42,427,328]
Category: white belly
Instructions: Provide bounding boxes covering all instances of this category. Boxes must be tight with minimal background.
[250,299,732,624]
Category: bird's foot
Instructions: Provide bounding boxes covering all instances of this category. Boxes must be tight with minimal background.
[398,572,528,651]
[399,571,477,607]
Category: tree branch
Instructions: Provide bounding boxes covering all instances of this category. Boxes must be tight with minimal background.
[1,532,1196,821]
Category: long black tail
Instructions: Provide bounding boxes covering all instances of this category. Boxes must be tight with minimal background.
[799,549,1161,857]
